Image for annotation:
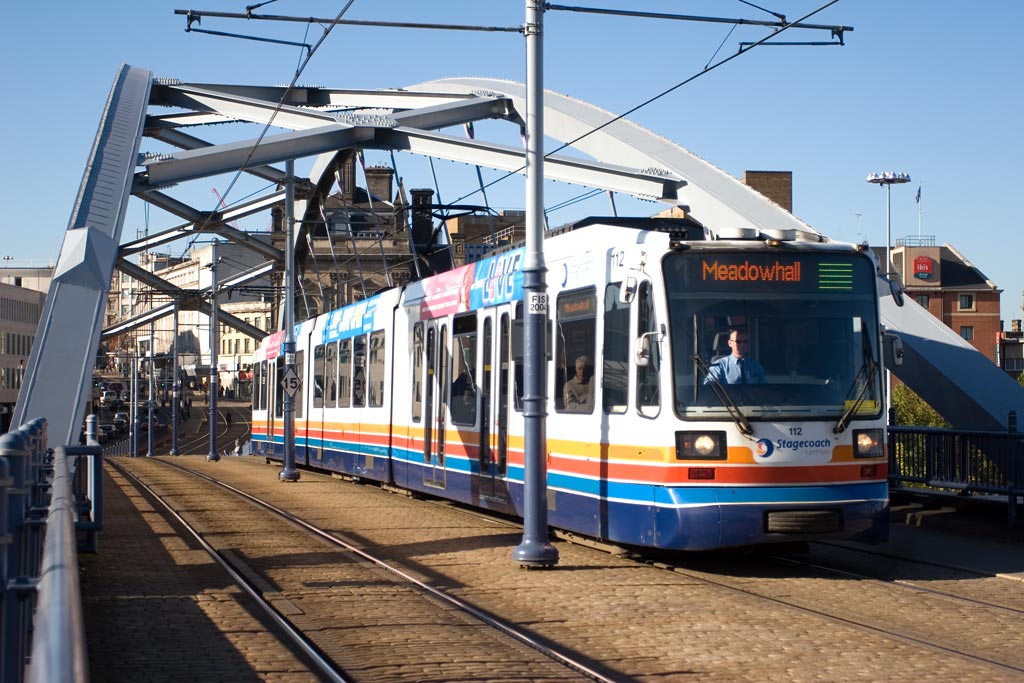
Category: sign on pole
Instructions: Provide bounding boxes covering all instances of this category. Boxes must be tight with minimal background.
[282,368,300,397]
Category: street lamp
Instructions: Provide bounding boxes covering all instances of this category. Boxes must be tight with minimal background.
[866,171,911,278]
[866,171,910,426]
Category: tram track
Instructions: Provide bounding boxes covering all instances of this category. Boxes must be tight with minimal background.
[108,456,623,683]
[107,455,1024,682]
[407,482,1024,677]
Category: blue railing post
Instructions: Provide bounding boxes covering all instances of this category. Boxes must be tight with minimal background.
[0,456,12,682]
[0,431,33,683]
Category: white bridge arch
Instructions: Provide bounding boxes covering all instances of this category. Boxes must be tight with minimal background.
[15,64,1022,444]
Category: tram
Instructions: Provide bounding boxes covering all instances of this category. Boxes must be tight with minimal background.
[250,217,889,550]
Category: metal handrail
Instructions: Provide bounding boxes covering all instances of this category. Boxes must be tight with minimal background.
[888,424,1024,525]
[2,420,100,683]
[28,447,88,683]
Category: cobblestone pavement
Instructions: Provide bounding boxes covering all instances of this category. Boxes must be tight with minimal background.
[84,455,1024,683]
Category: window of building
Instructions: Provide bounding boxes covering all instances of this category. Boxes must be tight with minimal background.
[959,326,974,341]
[958,293,975,311]
[915,294,930,308]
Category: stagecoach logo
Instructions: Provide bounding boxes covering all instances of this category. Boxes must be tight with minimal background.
[755,436,834,463]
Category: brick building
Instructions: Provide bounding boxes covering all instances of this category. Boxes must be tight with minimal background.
[887,238,1002,364]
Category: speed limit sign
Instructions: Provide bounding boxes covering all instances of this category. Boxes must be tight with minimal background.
[282,368,301,397]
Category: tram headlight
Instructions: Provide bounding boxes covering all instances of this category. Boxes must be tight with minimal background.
[853,428,884,458]
[675,431,727,460]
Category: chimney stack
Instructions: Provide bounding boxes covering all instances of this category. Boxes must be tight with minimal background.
[743,171,793,213]
[365,166,394,203]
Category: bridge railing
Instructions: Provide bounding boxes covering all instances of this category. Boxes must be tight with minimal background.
[888,425,1024,526]
[1,420,102,683]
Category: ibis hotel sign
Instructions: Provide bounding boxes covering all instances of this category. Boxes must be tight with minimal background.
[913,255,934,280]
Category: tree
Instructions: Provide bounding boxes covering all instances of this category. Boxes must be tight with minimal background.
[891,383,949,427]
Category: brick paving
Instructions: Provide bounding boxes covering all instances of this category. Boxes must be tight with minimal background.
[80,410,1024,682]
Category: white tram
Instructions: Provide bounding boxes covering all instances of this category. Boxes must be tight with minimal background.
[251,218,889,550]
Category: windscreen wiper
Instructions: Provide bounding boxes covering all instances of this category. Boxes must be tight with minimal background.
[833,323,879,434]
[692,354,753,436]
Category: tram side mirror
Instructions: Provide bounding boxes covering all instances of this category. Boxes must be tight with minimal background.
[636,334,650,367]
[891,334,904,366]
[634,325,666,367]
[884,332,904,367]
[888,277,905,307]
[620,270,641,304]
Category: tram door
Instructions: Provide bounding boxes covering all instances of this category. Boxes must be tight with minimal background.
[269,357,281,457]
[479,313,509,501]
[423,322,447,488]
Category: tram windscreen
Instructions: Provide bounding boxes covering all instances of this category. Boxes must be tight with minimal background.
[663,250,883,419]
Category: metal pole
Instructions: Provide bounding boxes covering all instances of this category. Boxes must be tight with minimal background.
[170,298,180,455]
[513,0,558,567]
[131,349,138,457]
[208,239,221,461]
[884,184,894,423]
[885,183,892,278]
[280,160,300,481]
[147,321,155,457]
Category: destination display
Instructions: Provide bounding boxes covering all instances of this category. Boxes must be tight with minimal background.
[668,251,873,293]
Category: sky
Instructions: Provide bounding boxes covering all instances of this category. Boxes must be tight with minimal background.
[1,1,1022,317]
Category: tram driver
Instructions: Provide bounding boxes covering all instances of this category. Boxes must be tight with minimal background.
[704,329,765,386]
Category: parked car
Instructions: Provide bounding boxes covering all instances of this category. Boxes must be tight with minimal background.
[97,424,115,444]
[112,412,129,434]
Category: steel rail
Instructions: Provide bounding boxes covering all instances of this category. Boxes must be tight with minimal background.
[152,458,621,683]
[106,458,351,683]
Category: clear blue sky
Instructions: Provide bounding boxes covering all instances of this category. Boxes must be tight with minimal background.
[2,1,1021,318]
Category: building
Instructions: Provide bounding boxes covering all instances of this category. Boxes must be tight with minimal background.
[446,210,526,265]
[0,266,53,293]
[0,281,46,430]
[999,317,1024,379]
[887,238,1002,364]
[105,239,275,397]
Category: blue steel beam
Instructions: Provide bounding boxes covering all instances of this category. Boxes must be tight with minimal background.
[13,64,153,445]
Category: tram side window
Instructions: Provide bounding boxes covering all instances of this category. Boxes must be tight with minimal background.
[513,303,524,411]
[313,344,325,409]
[353,335,366,407]
[295,350,304,419]
[368,330,385,407]
[635,281,660,416]
[411,323,423,422]
[555,288,597,414]
[451,314,477,425]
[275,356,284,418]
[253,361,264,411]
[511,302,552,412]
[325,341,337,408]
[603,283,629,414]
[338,339,352,408]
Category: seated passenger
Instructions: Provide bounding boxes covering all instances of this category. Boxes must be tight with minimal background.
[563,355,594,412]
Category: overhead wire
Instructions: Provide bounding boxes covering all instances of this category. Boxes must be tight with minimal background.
[449,0,843,207]
[179,0,359,257]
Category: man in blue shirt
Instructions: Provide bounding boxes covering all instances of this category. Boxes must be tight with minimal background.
[704,330,766,385]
